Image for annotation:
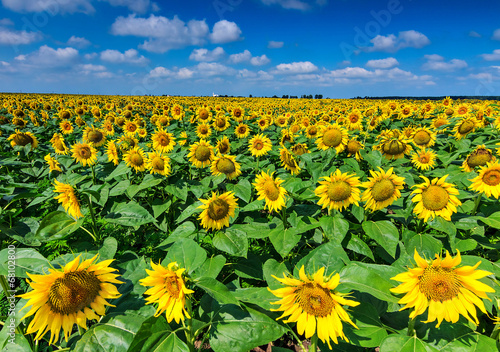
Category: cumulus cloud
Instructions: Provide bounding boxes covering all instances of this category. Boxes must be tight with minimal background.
[189,47,225,62]
[365,57,399,69]
[1,0,95,14]
[364,30,430,53]
[268,40,284,48]
[100,49,149,65]
[15,45,79,67]
[99,0,153,13]
[421,54,467,71]
[67,36,91,48]
[274,61,318,74]
[229,50,252,64]
[209,20,242,44]
[111,14,209,53]
[250,55,270,66]
[481,49,500,61]
[493,29,500,40]
[0,26,41,45]
[196,62,236,76]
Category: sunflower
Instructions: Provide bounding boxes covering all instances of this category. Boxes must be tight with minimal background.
[196,107,212,122]
[391,250,494,327]
[216,136,231,154]
[187,140,214,168]
[249,133,273,157]
[375,134,413,160]
[152,128,176,153]
[170,104,185,120]
[411,148,437,171]
[232,106,244,120]
[124,146,147,173]
[235,123,250,139]
[469,161,500,199]
[117,134,139,152]
[198,191,238,230]
[291,143,309,156]
[8,130,38,150]
[316,124,348,153]
[140,261,194,323]
[213,115,230,132]
[83,126,106,148]
[361,167,405,212]
[210,154,241,180]
[315,169,361,212]
[53,179,82,219]
[275,115,289,128]
[431,115,449,132]
[50,133,69,155]
[253,171,287,213]
[196,123,212,139]
[411,175,462,222]
[59,119,73,135]
[454,103,470,117]
[461,145,496,172]
[345,138,364,161]
[305,125,319,139]
[146,151,171,176]
[71,142,97,167]
[19,254,122,345]
[411,127,436,149]
[44,154,62,173]
[269,266,359,349]
[280,147,301,175]
[257,117,270,131]
[106,140,120,165]
[102,120,115,136]
[345,109,363,130]
[178,131,188,146]
[453,116,479,140]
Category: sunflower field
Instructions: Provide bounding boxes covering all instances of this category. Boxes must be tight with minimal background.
[1,94,500,352]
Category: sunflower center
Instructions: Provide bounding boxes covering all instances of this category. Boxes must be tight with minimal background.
[457,107,467,115]
[296,282,334,317]
[218,143,229,154]
[54,140,65,151]
[195,145,211,161]
[254,141,264,150]
[263,179,281,201]
[327,181,352,202]
[483,170,500,186]
[467,150,492,168]
[79,146,92,159]
[164,276,180,298]
[434,119,447,128]
[207,198,230,220]
[199,126,208,134]
[237,126,247,134]
[130,152,144,166]
[419,155,429,163]
[383,140,406,155]
[127,124,137,132]
[234,109,242,118]
[158,134,170,146]
[152,157,165,171]
[322,129,342,147]
[346,140,361,154]
[308,126,318,136]
[61,111,70,119]
[13,133,33,146]
[217,158,236,174]
[419,266,460,302]
[458,120,474,134]
[422,185,449,211]
[199,109,209,120]
[88,130,103,144]
[371,178,396,202]
[413,131,431,145]
[48,271,101,315]
[349,114,359,123]
[216,118,226,127]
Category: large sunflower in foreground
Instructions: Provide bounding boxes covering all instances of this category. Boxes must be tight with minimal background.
[8,130,38,150]
[83,126,106,147]
[361,167,405,212]
[411,126,436,149]
[146,151,171,176]
[391,250,494,327]
[187,140,214,168]
[269,266,359,349]
[469,161,500,199]
[315,124,348,153]
[53,179,82,219]
[123,146,147,173]
[140,261,194,323]
[210,154,241,180]
[315,169,361,212]
[452,116,479,140]
[71,142,97,167]
[198,191,238,230]
[248,133,272,157]
[152,128,176,153]
[461,145,496,172]
[411,175,461,222]
[19,255,122,345]
[253,171,287,213]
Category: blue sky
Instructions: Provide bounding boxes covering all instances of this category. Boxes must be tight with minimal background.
[1,0,500,98]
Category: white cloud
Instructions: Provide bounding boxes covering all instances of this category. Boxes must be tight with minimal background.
[259,0,326,10]
[493,29,500,41]
[99,0,152,13]
[365,57,399,69]
[149,66,172,78]
[209,20,242,44]
[111,14,209,53]
[177,67,194,79]
[422,55,467,71]
[189,47,225,62]
[229,50,252,64]
[196,62,236,76]
[274,61,318,74]
[84,52,97,60]
[15,45,79,67]
[0,18,14,26]
[364,30,430,52]
[268,40,284,48]
[468,73,493,81]
[0,27,41,45]
[148,63,233,80]
[469,31,481,38]
[238,69,273,80]
[79,63,106,71]
[1,0,95,14]
[250,54,270,66]
[100,49,149,65]
[67,36,91,48]
[481,49,500,61]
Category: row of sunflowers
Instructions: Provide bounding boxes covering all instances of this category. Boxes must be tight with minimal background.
[1,93,500,351]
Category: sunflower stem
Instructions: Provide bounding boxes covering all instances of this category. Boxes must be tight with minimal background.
[184,298,195,352]
[285,323,306,352]
[309,333,318,352]
[471,192,482,216]
[84,194,99,242]
[0,275,23,336]
[79,226,97,242]
[281,206,288,229]
[407,317,416,337]
[91,164,96,185]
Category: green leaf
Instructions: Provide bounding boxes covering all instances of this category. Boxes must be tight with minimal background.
[194,255,226,279]
[213,228,248,257]
[98,236,118,260]
[163,238,207,274]
[240,199,264,212]
[34,211,82,242]
[339,262,399,303]
[105,161,131,181]
[157,221,197,248]
[345,302,388,348]
[232,287,277,310]
[195,277,239,305]
[0,217,40,246]
[345,234,375,261]
[0,248,50,278]
[268,223,301,258]
[296,242,350,277]
[351,204,365,223]
[475,211,500,229]
[175,201,202,223]
[151,198,171,219]
[320,215,349,243]
[379,334,439,352]
[209,305,287,352]
[362,220,399,258]
[105,202,155,227]
[263,258,290,290]
[127,174,163,198]
[234,253,263,280]
[109,179,131,197]
[127,316,172,352]
[231,178,252,203]
[406,233,444,260]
